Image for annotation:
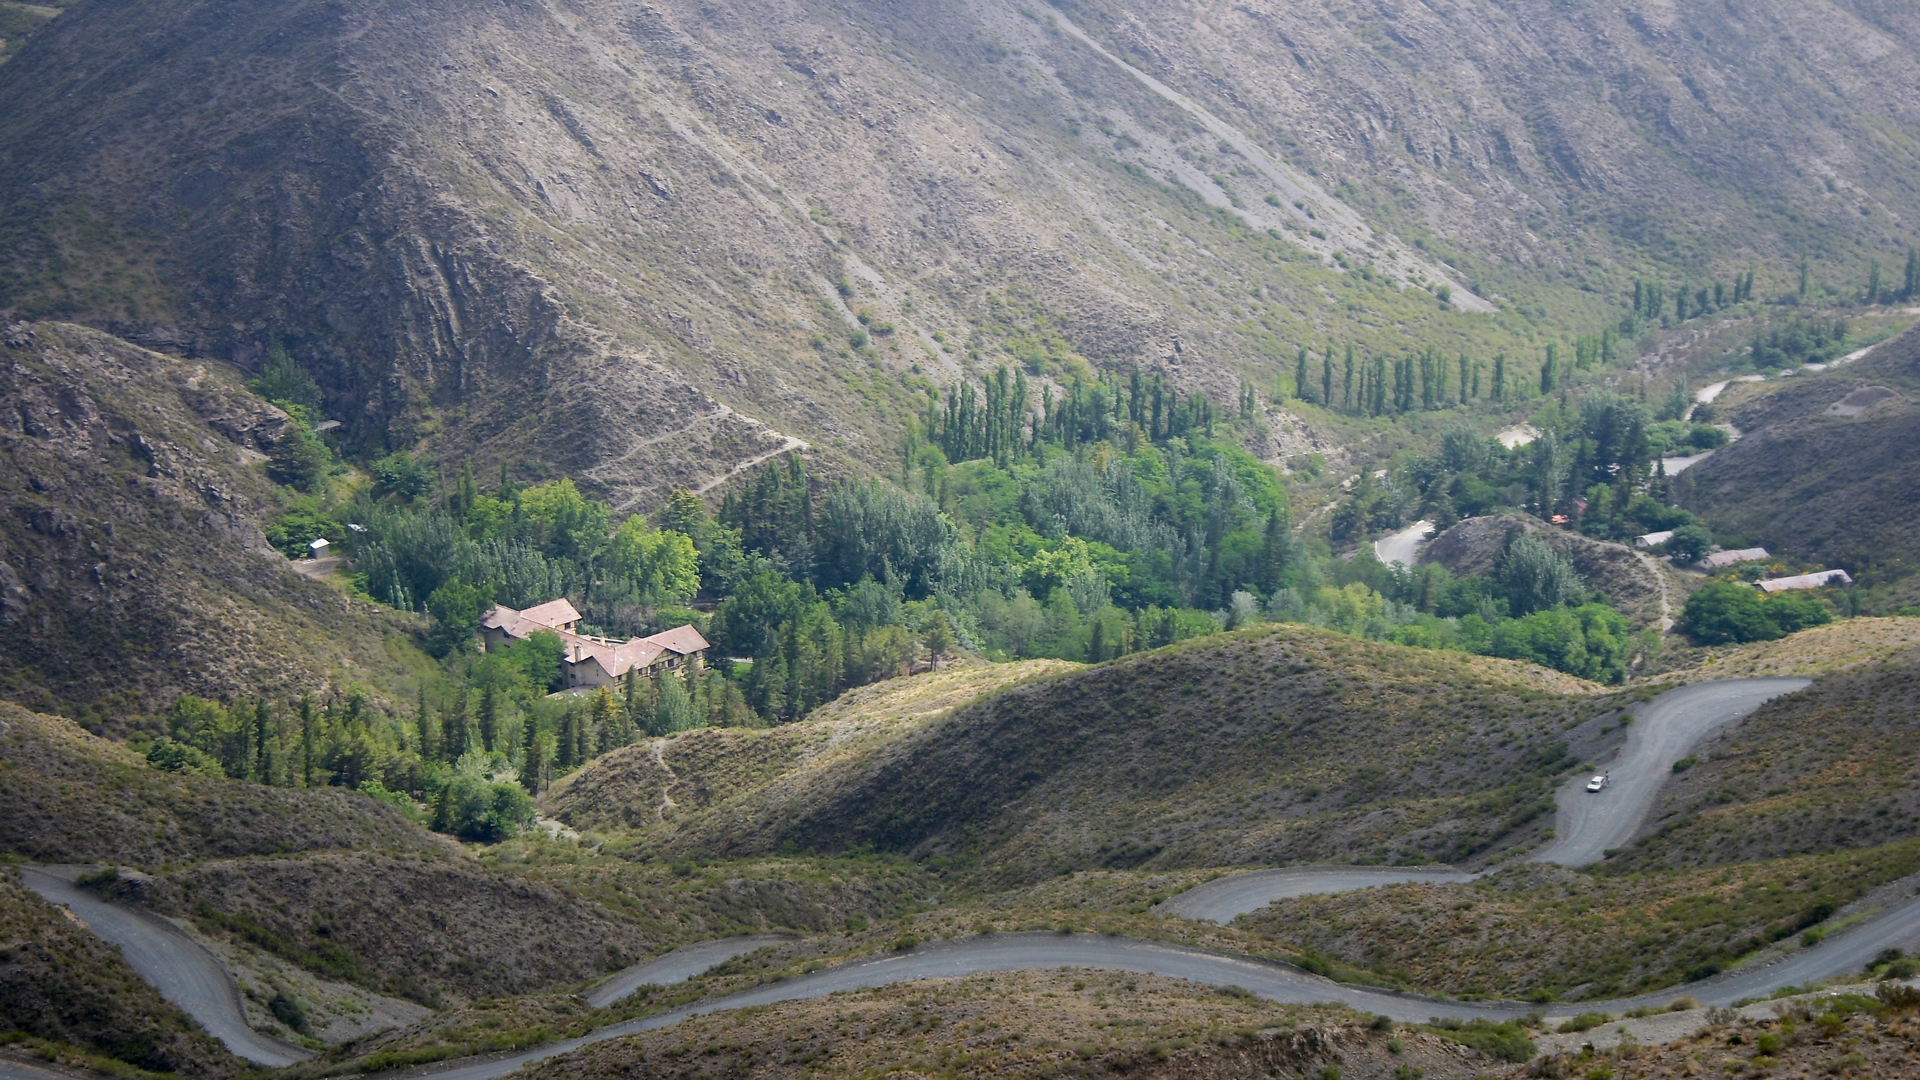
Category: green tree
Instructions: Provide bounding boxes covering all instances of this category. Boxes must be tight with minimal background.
[651,669,698,735]
[610,517,701,603]
[267,422,327,492]
[1905,247,1919,302]
[371,453,435,500]
[1500,533,1581,617]
[477,679,499,752]
[1682,582,1778,644]
[426,580,488,655]
[922,610,957,668]
[249,345,323,413]
[1664,524,1713,564]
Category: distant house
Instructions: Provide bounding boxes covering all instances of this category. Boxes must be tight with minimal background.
[307,537,330,558]
[1699,547,1769,570]
[1755,570,1853,593]
[480,599,582,649]
[1634,531,1675,550]
[479,599,709,690]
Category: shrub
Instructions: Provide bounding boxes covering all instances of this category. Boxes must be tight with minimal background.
[371,452,435,500]
[1663,524,1713,564]
[1681,581,1832,644]
[145,739,225,778]
[1556,1013,1612,1034]
[1671,756,1697,773]
[268,991,310,1034]
[1430,1020,1533,1062]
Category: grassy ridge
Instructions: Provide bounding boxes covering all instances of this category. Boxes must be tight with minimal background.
[0,702,440,866]
[1234,841,1920,1002]
[562,626,1608,885]
[505,969,1493,1080]
[550,661,1079,835]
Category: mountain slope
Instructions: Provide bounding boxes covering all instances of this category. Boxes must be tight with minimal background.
[557,627,1609,885]
[0,321,431,719]
[4,0,1915,508]
[1673,322,1920,604]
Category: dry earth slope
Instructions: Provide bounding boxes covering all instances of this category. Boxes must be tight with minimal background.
[2,0,1915,507]
[0,322,431,717]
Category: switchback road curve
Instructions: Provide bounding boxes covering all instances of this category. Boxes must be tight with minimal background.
[1168,677,1811,922]
[16,866,312,1068]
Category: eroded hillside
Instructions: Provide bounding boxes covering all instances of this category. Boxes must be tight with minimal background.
[0,322,434,718]
[4,0,1913,509]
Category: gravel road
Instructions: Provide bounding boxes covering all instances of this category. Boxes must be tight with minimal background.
[1372,520,1433,569]
[1168,678,1812,923]
[16,866,312,1068]
[585,935,790,1008]
[371,905,1920,1080]
[30,677,1876,1080]
[1161,867,1481,923]
[1533,677,1809,866]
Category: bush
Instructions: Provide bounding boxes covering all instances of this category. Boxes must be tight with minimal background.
[267,423,329,491]
[1664,524,1713,564]
[268,991,309,1034]
[266,506,345,559]
[1556,1013,1612,1034]
[1486,603,1630,683]
[145,739,225,777]
[430,772,535,842]
[1429,1019,1534,1062]
[371,452,435,500]
[1681,582,1833,644]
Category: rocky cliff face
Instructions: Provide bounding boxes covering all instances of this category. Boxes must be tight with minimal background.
[1,0,1914,510]
[0,321,425,720]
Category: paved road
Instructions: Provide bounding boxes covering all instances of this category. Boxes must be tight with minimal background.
[1372,520,1433,569]
[16,866,312,1068]
[584,935,789,1008]
[372,901,1920,1080]
[1534,678,1809,866]
[1161,867,1480,924]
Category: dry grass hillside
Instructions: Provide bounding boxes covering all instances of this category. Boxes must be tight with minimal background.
[1234,841,1920,1002]
[1652,617,1920,682]
[561,627,1612,886]
[1608,653,1920,872]
[0,701,442,865]
[0,867,242,1078]
[122,853,660,1006]
[548,660,1077,834]
[510,969,1504,1080]
[0,322,434,720]
[1521,997,1920,1080]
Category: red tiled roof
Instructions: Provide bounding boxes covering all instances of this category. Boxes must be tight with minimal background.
[644,624,710,655]
[519,598,581,628]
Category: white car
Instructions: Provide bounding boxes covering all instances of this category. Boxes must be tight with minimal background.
[1586,774,1609,793]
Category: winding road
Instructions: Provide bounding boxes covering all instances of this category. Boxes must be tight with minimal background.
[34,676,1913,1079]
[1533,678,1808,866]
[585,935,789,1008]
[15,866,311,1068]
